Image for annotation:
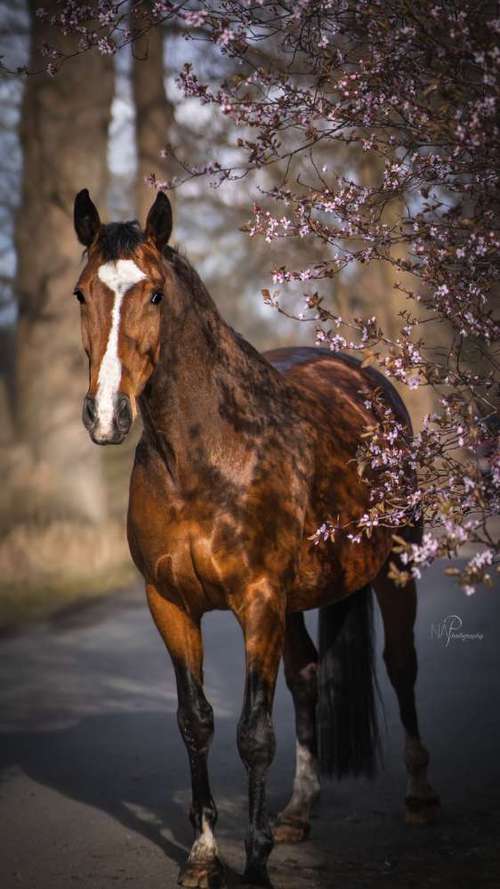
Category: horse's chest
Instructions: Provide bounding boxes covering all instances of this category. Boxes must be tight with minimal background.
[127,464,303,609]
[128,491,227,610]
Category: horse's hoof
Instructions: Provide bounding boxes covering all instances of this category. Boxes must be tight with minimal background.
[273,817,310,844]
[178,856,226,889]
[404,794,441,825]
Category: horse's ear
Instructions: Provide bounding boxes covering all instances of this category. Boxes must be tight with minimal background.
[145,192,173,252]
[74,189,101,247]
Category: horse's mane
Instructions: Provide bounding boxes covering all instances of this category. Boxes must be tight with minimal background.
[163,245,214,309]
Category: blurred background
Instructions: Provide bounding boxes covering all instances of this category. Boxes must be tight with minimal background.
[1,8,499,889]
[0,1,435,631]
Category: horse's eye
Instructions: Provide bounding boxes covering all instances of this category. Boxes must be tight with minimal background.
[74,289,85,304]
[151,291,163,305]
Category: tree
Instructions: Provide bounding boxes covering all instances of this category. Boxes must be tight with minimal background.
[14,0,114,523]
[131,14,176,224]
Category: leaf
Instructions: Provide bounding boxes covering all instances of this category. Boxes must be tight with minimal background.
[361,351,377,368]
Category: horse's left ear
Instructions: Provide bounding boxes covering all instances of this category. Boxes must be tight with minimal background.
[145,192,173,252]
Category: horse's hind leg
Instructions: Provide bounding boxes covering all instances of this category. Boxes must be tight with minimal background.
[273,612,320,844]
[146,585,224,889]
[373,565,440,824]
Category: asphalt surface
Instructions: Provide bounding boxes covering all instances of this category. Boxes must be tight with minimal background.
[0,562,499,889]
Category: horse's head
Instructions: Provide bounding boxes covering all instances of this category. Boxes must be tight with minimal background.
[73,189,172,445]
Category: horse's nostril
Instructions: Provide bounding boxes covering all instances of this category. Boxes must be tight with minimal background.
[82,395,97,429]
[116,394,132,432]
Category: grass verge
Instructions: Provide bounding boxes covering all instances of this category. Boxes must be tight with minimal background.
[0,519,139,633]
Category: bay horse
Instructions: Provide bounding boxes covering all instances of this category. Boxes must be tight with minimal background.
[72,189,439,888]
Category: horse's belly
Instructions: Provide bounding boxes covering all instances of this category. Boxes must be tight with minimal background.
[288,527,393,611]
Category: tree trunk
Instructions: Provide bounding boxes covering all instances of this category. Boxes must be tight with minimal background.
[131,21,175,225]
[14,0,114,523]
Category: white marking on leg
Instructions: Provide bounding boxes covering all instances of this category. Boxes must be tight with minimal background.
[280,742,320,821]
[188,814,218,863]
[95,259,146,435]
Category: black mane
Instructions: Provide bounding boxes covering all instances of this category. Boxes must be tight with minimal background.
[96,221,145,261]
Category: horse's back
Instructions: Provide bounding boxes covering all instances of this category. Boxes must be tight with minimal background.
[263,346,412,432]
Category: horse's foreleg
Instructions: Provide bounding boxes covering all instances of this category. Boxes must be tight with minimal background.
[236,585,285,887]
[373,568,440,825]
[146,585,224,889]
[274,612,320,844]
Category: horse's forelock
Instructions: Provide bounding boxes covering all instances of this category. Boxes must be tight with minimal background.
[95,221,145,262]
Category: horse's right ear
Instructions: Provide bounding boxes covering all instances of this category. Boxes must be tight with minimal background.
[145,192,173,252]
[74,189,101,247]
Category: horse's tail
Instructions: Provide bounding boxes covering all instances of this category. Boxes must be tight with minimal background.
[317,585,379,778]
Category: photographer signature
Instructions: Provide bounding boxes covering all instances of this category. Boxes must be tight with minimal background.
[431,614,484,647]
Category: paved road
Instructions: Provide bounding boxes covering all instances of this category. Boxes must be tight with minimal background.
[0,563,499,889]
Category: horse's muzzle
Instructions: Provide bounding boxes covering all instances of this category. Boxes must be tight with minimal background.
[82,393,133,445]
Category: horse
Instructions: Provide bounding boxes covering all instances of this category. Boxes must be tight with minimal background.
[72,188,439,889]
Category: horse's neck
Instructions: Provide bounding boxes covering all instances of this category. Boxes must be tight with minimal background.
[138,269,286,483]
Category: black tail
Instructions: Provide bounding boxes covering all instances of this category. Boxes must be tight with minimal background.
[317,585,379,778]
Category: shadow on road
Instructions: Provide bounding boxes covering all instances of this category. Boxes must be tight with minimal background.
[0,712,191,867]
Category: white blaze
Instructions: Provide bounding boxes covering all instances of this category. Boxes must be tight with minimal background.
[96,259,146,434]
